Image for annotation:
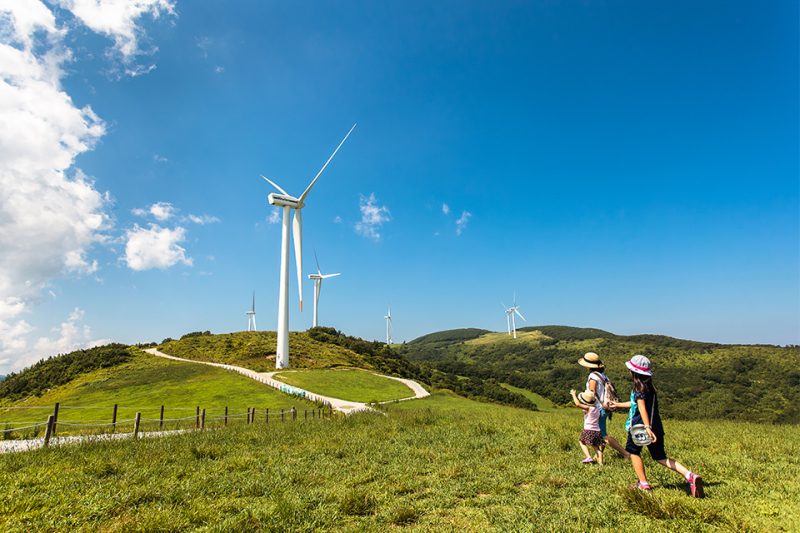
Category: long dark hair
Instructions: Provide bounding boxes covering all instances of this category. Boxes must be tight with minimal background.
[630,370,656,394]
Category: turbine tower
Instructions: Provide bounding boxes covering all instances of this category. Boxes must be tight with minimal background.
[308,251,340,328]
[246,292,257,331]
[503,296,526,339]
[260,124,357,369]
[384,307,393,344]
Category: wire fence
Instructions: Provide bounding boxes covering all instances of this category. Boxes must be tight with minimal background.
[0,401,336,444]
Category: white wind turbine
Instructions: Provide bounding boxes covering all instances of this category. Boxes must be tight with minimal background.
[502,296,526,339]
[308,251,340,328]
[260,124,357,369]
[384,307,393,344]
[246,291,257,331]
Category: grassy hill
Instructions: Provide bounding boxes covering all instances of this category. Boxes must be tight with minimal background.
[1,391,798,531]
[273,369,418,403]
[0,349,316,437]
[398,326,800,424]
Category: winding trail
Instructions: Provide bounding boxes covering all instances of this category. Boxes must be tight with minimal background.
[144,348,430,414]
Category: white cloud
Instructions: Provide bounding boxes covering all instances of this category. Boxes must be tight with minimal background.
[185,214,220,225]
[355,193,390,242]
[124,224,192,271]
[455,210,472,236]
[132,201,175,221]
[214,65,224,74]
[267,207,282,224]
[333,215,342,224]
[56,0,176,62]
[153,153,168,163]
[442,203,450,215]
[0,0,172,374]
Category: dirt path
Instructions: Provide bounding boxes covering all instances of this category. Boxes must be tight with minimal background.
[144,348,430,414]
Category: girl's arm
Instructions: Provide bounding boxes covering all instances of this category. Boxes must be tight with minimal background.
[637,397,657,443]
[569,389,582,409]
[609,399,630,409]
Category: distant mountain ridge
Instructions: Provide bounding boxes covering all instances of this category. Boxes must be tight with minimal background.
[399,325,800,424]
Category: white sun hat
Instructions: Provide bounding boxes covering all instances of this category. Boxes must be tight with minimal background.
[625,354,653,376]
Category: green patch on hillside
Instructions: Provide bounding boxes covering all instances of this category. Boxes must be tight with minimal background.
[500,383,558,411]
[0,351,314,436]
[273,369,417,403]
[1,392,798,531]
[408,328,491,345]
[0,344,132,401]
[398,326,800,424]
[159,331,368,372]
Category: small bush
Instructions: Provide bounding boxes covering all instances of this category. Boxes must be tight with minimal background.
[339,490,376,516]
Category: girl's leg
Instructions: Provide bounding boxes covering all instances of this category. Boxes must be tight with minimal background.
[579,442,593,460]
[630,454,648,483]
[656,458,690,478]
[605,435,630,459]
[594,446,604,465]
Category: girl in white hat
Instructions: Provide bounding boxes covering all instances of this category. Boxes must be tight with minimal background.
[609,355,704,497]
[570,388,605,465]
[578,352,630,459]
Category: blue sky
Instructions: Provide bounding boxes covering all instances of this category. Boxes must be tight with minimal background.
[1,1,797,372]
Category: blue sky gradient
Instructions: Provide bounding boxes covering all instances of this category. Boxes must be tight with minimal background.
[3,1,797,371]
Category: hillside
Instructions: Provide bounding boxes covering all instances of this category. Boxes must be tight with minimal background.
[398,326,800,424]
[1,391,798,530]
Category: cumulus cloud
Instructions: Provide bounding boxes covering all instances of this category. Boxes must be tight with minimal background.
[267,207,282,224]
[442,203,450,215]
[124,224,192,271]
[56,0,176,63]
[455,210,472,236]
[185,214,220,225]
[149,201,175,221]
[0,0,173,373]
[355,193,391,242]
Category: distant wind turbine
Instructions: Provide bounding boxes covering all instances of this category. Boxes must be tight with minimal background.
[308,251,340,328]
[246,291,257,331]
[384,307,393,344]
[502,296,525,339]
[260,123,357,369]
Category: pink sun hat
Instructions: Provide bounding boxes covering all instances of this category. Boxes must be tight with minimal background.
[625,354,653,376]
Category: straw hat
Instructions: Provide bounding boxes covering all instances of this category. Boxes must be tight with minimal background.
[578,352,604,369]
[625,354,653,376]
[577,390,596,407]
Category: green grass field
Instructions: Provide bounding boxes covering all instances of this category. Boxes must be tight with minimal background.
[500,383,558,411]
[273,368,416,403]
[0,351,315,437]
[1,390,798,531]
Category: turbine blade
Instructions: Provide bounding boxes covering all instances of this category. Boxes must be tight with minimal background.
[252,291,255,313]
[292,209,303,311]
[299,123,357,203]
[515,309,526,321]
[260,175,289,195]
[314,249,321,275]
[321,273,341,279]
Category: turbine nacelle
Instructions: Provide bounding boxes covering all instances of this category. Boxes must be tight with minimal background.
[267,193,304,209]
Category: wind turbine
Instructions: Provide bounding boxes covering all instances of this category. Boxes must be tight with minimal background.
[502,296,526,339]
[384,307,393,344]
[308,251,340,328]
[260,123,357,369]
[246,291,257,331]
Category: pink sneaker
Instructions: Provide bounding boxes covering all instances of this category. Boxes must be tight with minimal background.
[633,481,652,492]
[687,473,704,498]
[581,457,595,464]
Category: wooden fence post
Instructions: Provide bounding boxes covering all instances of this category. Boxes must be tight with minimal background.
[159,405,165,429]
[280,409,284,422]
[201,409,206,430]
[111,404,118,432]
[52,402,60,436]
[133,412,141,438]
[291,406,297,421]
[43,415,54,447]
[224,406,228,426]
[265,408,269,424]
[304,409,307,420]
[195,406,200,429]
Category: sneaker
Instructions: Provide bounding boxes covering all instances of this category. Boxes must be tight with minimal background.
[687,473,704,498]
[631,481,652,492]
[581,457,595,464]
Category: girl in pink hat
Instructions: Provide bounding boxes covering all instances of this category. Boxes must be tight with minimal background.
[609,355,705,497]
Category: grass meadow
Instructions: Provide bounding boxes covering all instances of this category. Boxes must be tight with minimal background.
[273,368,417,403]
[1,390,797,531]
[0,352,315,437]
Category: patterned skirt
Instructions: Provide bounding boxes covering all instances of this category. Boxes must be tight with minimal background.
[580,429,605,447]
